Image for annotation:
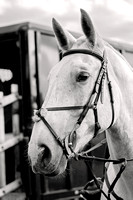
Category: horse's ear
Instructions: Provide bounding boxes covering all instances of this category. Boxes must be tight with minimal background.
[52,18,76,51]
[80,9,96,47]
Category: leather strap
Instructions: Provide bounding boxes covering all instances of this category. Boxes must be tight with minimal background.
[46,106,84,111]
[63,49,104,62]
[105,164,124,200]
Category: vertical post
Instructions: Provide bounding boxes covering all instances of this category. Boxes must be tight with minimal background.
[11,84,20,180]
[11,84,20,136]
[0,92,6,192]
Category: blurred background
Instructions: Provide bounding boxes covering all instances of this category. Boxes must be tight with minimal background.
[0,0,133,44]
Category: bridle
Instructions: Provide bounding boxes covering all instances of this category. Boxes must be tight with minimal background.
[35,49,133,200]
[36,48,115,157]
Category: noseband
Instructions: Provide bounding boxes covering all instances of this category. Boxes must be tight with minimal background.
[36,49,114,158]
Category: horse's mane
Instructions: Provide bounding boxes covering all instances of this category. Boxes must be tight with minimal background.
[104,41,133,71]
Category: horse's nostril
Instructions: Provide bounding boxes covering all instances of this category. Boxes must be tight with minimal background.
[39,145,52,167]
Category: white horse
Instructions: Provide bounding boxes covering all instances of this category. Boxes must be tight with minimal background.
[28,9,133,200]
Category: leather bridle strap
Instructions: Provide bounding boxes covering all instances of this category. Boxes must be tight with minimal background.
[36,49,114,158]
[47,106,84,111]
[105,165,124,200]
[63,49,104,61]
[34,48,133,200]
[62,49,114,141]
[36,109,69,156]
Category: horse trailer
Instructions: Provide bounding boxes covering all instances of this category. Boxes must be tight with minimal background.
[0,22,133,200]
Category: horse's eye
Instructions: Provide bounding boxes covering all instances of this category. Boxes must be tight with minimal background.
[76,72,90,82]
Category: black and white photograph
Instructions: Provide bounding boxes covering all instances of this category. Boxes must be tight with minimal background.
[0,1,133,200]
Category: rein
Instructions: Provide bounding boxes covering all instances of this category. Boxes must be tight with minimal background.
[35,49,133,200]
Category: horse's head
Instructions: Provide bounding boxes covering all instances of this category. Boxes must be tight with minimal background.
[28,9,113,176]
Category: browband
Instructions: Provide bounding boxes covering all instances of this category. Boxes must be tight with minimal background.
[62,49,104,62]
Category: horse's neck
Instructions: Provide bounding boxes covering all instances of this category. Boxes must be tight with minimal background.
[106,45,133,142]
[102,46,133,199]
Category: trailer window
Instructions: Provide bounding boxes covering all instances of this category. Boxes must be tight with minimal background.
[37,33,59,104]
